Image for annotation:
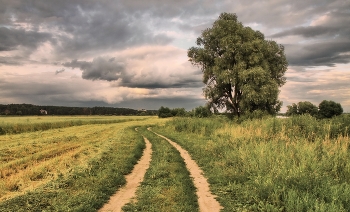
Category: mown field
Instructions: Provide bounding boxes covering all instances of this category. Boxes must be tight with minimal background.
[0,116,166,211]
[0,114,350,211]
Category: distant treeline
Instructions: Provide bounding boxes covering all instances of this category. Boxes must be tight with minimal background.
[0,104,157,116]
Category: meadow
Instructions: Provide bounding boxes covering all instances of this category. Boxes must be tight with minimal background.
[0,114,349,211]
[153,114,350,211]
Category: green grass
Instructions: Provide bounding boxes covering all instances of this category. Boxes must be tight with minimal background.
[0,116,150,135]
[2,114,348,211]
[123,126,199,212]
[153,115,350,211]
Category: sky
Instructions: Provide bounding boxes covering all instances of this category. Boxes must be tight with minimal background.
[0,0,349,112]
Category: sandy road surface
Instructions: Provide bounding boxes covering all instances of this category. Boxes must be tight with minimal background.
[150,128,223,212]
[98,135,152,212]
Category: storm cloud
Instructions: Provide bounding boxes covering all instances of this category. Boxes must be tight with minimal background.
[63,57,125,81]
[0,0,349,111]
[285,42,350,67]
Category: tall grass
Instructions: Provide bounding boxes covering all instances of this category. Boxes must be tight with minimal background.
[154,114,350,211]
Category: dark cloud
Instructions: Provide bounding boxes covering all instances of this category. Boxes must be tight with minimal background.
[63,57,125,81]
[111,97,206,110]
[1,0,173,60]
[120,78,203,89]
[0,26,51,51]
[285,42,350,67]
[270,4,350,40]
[63,56,203,88]
[55,68,65,75]
[270,26,341,38]
[268,1,350,67]
[0,0,349,111]
[0,56,23,66]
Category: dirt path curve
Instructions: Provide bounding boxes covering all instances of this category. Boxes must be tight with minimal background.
[99,129,152,212]
[149,128,223,212]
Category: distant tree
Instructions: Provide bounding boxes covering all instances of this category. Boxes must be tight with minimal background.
[188,12,288,118]
[286,103,298,116]
[299,101,318,116]
[158,106,173,118]
[171,108,187,117]
[193,106,211,118]
[318,100,343,118]
[286,101,318,116]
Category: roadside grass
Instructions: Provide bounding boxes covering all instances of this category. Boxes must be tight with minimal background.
[0,117,166,211]
[153,115,350,211]
[123,126,199,212]
[0,116,150,135]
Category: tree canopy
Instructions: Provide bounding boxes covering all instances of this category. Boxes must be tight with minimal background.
[286,100,343,118]
[286,101,318,116]
[188,13,288,117]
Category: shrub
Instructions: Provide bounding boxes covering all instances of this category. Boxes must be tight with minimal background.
[318,100,343,118]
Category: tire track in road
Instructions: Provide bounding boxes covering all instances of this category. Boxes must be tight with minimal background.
[149,128,223,212]
[99,129,152,212]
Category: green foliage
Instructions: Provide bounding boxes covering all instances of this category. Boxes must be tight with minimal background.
[158,106,211,118]
[158,106,173,118]
[171,108,187,117]
[318,100,343,118]
[188,12,287,117]
[154,115,350,211]
[169,117,225,136]
[193,105,212,118]
[240,109,271,121]
[286,100,343,119]
[286,101,318,116]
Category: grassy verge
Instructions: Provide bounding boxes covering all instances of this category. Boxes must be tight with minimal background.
[153,116,350,211]
[123,126,198,212]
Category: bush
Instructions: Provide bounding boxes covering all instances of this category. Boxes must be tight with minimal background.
[318,100,343,118]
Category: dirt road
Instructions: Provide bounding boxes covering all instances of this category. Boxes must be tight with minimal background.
[99,128,222,212]
[150,129,223,212]
[98,136,152,212]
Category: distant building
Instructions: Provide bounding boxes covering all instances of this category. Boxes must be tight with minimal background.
[40,109,48,115]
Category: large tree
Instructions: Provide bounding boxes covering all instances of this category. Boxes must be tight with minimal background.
[188,13,288,117]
